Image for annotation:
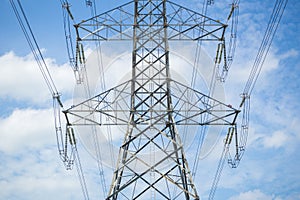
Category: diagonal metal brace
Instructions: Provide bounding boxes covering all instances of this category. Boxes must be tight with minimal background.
[75,0,226,41]
[64,79,239,127]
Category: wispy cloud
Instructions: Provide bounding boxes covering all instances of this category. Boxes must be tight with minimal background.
[0,51,74,105]
[229,189,281,200]
[0,108,53,153]
[0,146,82,200]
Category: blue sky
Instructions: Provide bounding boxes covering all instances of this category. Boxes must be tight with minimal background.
[1,0,300,200]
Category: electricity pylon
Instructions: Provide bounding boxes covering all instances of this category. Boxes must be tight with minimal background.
[64,0,239,199]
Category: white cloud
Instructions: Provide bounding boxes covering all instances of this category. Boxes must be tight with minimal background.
[0,108,54,153]
[0,51,74,105]
[0,147,83,200]
[261,130,290,149]
[0,106,112,199]
[278,49,298,60]
[284,193,300,200]
[229,189,281,200]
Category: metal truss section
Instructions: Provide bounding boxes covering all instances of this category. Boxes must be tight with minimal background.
[64,1,239,199]
[75,0,226,41]
[106,117,199,199]
[169,80,239,126]
[64,79,239,127]
[64,81,132,126]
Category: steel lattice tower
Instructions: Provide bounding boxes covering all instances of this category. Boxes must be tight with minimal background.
[108,2,199,199]
[64,0,239,199]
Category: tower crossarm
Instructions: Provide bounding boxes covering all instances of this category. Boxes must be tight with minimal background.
[170,80,239,126]
[64,79,239,127]
[64,80,132,126]
[75,0,226,42]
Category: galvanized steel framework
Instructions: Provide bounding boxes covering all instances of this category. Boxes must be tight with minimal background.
[64,0,239,199]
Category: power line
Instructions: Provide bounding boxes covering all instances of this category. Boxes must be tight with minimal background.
[9,0,59,97]
[208,0,288,199]
[243,0,288,96]
[10,1,92,199]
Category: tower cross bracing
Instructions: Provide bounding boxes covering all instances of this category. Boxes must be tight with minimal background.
[108,1,199,199]
[64,0,240,199]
